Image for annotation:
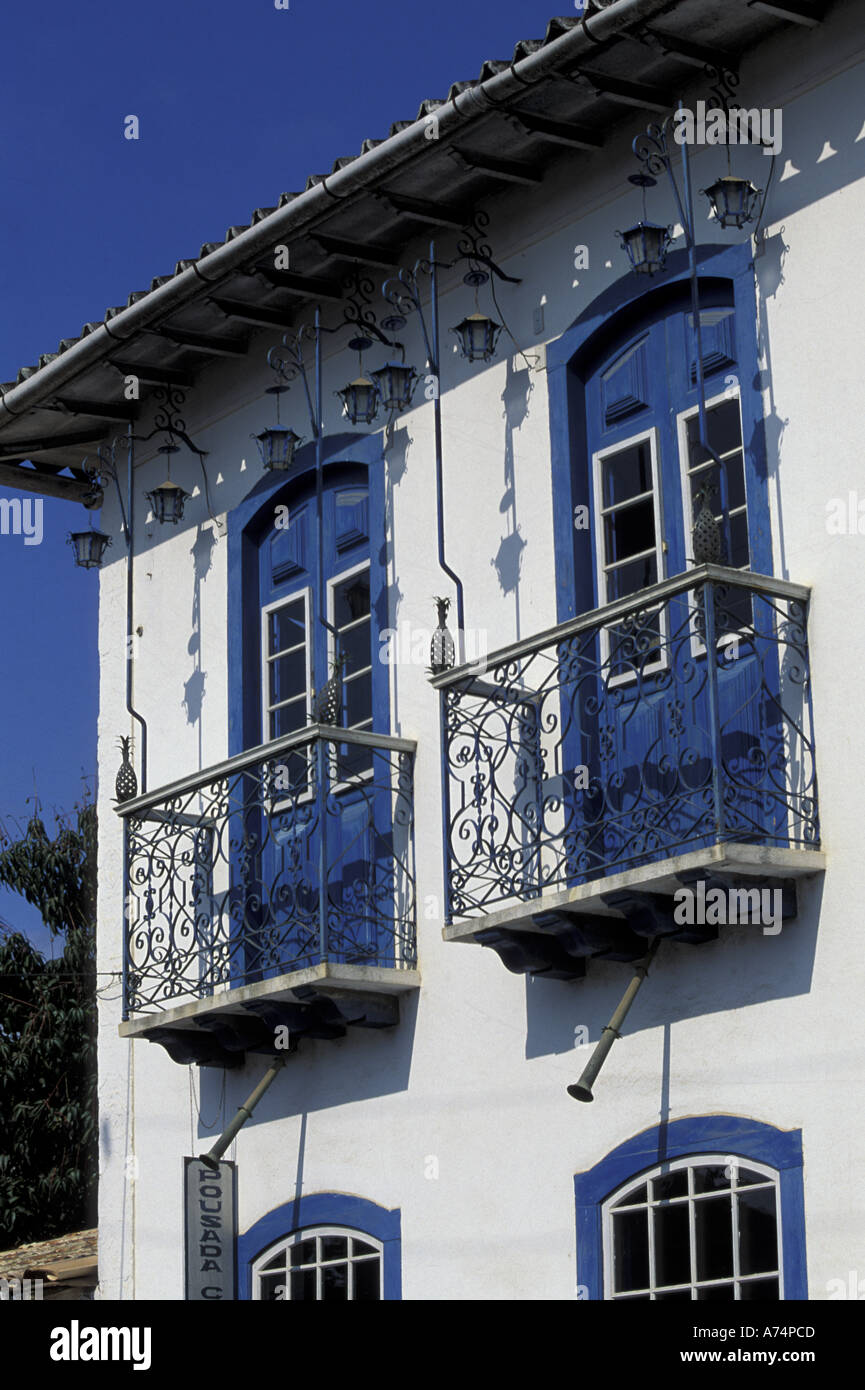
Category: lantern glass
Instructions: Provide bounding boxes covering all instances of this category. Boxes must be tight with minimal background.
[254,426,302,472]
[370,362,417,412]
[452,312,502,363]
[338,377,379,426]
[702,175,761,230]
[68,529,112,569]
[618,221,673,276]
[146,479,190,525]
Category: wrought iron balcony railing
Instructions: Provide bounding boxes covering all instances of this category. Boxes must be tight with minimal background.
[119,726,416,1017]
[434,566,819,922]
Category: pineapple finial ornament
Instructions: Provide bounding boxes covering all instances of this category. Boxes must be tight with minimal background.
[115,736,138,802]
[429,596,455,675]
[313,653,345,726]
[691,485,723,565]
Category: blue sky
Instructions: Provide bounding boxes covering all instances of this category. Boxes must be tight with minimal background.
[0,0,561,952]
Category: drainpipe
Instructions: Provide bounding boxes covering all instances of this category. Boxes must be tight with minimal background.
[199,1055,290,1171]
[122,426,148,792]
[678,114,732,556]
[568,938,661,1101]
[120,426,148,1024]
[429,244,466,659]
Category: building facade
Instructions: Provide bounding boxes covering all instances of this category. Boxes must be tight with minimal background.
[1,0,862,1301]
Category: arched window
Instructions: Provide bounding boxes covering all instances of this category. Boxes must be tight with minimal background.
[238,1193,402,1300]
[573,1116,807,1300]
[548,243,772,626]
[252,1227,383,1301]
[227,435,389,760]
[603,1155,782,1301]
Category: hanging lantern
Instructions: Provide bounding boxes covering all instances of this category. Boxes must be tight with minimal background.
[146,477,190,525]
[370,361,418,412]
[618,173,672,277]
[337,377,379,426]
[253,425,304,471]
[617,220,674,276]
[702,174,761,229]
[145,440,191,525]
[68,528,112,569]
[451,311,502,363]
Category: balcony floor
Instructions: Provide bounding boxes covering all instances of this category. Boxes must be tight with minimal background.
[444,843,825,974]
[120,962,421,1065]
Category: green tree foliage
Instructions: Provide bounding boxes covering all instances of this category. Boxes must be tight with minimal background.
[0,798,97,1244]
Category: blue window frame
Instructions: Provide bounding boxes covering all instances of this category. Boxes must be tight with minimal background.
[548,241,772,625]
[543,243,785,872]
[237,1193,402,1300]
[224,433,397,983]
[574,1116,807,1300]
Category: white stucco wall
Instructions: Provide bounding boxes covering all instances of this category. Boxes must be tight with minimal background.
[97,0,865,1300]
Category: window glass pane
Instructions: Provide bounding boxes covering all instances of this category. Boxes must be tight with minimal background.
[605,554,658,602]
[739,1277,779,1301]
[334,575,370,628]
[736,1168,767,1188]
[689,461,746,514]
[269,599,305,656]
[271,698,307,741]
[603,498,656,566]
[696,1282,735,1301]
[738,1188,778,1276]
[612,1209,649,1293]
[322,1263,349,1300]
[290,1238,317,1267]
[728,511,750,568]
[261,1251,285,1272]
[340,619,371,676]
[706,398,742,457]
[652,1171,688,1202]
[259,1273,285,1300]
[345,674,372,728]
[686,399,741,461]
[269,649,306,707]
[321,1235,349,1262]
[352,1239,377,1257]
[290,1267,317,1300]
[613,1183,647,1208]
[353,1258,381,1301]
[654,1202,691,1288]
[655,1289,692,1301]
[693,1164,730,1193]
[602,441,652,508]
[695,1194,733,1281]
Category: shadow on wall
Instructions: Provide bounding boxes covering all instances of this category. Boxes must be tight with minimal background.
[195,990,420,1141]
[182,524,217,732]
[491,356,533,628]
[523,871,823,1061]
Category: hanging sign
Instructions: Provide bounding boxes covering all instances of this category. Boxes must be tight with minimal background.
[184,1158,237,1301]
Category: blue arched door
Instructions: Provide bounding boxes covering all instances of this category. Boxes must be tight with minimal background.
[559,287,782,879]
[233,460,393,982]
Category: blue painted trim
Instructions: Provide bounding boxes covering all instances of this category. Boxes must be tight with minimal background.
[227,431,388,757]
[548,241,771,623]
[237,1192,402,1300]
[574,1114,807,1300]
